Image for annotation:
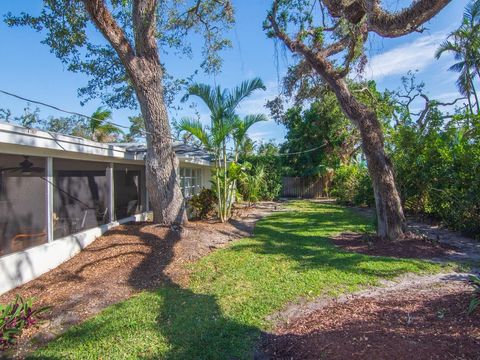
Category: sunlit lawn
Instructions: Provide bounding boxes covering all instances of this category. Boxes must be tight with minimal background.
[31,201,445,359]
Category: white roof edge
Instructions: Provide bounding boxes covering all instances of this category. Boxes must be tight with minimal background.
[0,122,212,166]
[0,122,126,151]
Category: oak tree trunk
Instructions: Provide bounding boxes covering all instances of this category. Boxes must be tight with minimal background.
[358,112,406,240]
[132,60,187,225]
[331,79,406,240]
[81,0,187,226]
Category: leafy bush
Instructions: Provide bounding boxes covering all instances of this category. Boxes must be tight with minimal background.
[331,164,374,207]
[188,188,217,220]
[468,275,480,315]
[1,295,47,351]
[240,155,282,201]
[238,163,266,206]
[389,113,480,238]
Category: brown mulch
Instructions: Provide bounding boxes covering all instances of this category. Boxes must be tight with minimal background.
[260,281,480,360]
[331,231,459,259]
[0,202,278,358]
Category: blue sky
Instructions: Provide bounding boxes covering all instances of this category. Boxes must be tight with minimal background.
[0,1,469,145]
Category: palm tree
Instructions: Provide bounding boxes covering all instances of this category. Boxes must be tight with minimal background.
[178,78,266,222]
[89,108,123,142]
[436,0,480,114]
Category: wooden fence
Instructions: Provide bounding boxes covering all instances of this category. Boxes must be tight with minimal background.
[281,176,327,198]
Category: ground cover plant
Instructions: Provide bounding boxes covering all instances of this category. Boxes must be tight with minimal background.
[0,296,46,351]
[30,201,445,359]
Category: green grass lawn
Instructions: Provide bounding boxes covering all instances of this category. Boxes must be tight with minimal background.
[31,201,445,359]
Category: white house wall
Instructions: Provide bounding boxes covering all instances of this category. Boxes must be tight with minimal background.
[0,213,149,295]
[0,122,214,295]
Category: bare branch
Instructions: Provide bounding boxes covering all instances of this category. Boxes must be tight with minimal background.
[321,35,350,57]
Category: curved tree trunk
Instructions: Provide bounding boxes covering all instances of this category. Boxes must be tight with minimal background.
[358,112,406,240]
[331,79,406,240]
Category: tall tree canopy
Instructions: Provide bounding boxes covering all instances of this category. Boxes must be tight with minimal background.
[5,0,234,225]
[265,0,451,240]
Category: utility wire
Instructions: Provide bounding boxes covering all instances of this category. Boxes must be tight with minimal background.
[0,89,150,135]
[276,142,327,156]
[0,89,329,158]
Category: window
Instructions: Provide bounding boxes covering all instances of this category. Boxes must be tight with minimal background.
[0,154,47,256]
[179,167,202,198]
[114,164,144,219]
[53,159,109,239]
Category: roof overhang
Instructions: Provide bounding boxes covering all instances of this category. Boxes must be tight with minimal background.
[0,122,213,167]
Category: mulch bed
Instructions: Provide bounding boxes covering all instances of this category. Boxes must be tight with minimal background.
[0,203,276,358]
[331,231,459,259]
[260,282,480,359]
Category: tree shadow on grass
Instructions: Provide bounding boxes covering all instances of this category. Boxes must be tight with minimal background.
[27,187,261,359]
[27,284,259,360]
[229,203,438,281]
[146,285,259,359]
[25,201,436,359]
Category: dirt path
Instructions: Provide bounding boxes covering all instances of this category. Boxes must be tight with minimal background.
[0,202,280,359]
[260,208,480,359]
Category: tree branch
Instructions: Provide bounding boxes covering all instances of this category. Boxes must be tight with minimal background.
[323,0,451,38]
[81,0,137,71]
[367,0,451,38]
[268,2,338,81]
[133,0,158,59]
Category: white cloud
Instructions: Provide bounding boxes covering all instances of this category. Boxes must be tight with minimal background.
[433,90,462,102]
[249,131,273,141]
[365,32,448,81]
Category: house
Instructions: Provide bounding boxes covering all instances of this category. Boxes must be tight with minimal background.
[0,122,213,294]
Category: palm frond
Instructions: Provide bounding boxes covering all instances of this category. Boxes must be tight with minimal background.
[183,83,225,115]
[435,40,460,59]
[90,107,115,137]
[91,107,112,121]
[234,114,268,145]
[448,60,467,73]
[456,70,473,96]
[226,78,266,111]
[211,116,236,146]
[97,123,123,135]
[465,0,480,26]
[243,113,268,130]
[176,117,212,150]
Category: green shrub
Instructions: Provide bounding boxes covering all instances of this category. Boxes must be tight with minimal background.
[331,164,374,207]
[188,188,217,220]
[390,113,480,238]
[238,163,267,206]
[240,155,282,201]
[1,295,47,351]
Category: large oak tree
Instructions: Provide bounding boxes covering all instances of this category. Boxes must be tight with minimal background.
[5,0,234,225]
[265,0,451,240]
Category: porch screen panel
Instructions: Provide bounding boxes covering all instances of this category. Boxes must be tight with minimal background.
[114,164,144,219]
[0,154,46,256]
[53,159,109,239]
